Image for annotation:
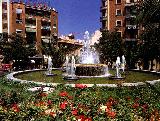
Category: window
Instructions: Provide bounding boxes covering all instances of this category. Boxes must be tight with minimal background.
[116,0,121,4]
[117,31,122,37]
[116,9,122,16]
[16,9,22,14]
[16,29,22,34]
[116,20,122,27]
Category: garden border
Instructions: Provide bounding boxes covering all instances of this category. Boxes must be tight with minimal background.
[6,69,160,88]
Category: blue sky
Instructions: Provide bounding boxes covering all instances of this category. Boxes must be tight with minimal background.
[51,0,101,39]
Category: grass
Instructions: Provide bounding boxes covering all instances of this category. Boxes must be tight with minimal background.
[15,70,160,84]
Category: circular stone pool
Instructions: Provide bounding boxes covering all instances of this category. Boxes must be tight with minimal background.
[75,64,108,76]
[12,69,160,85]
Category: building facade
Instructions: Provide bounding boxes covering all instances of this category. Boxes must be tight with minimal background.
[0,1,58,52]
[100,0,140,41]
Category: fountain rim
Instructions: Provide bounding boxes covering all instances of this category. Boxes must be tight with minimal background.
[6,69,160,88]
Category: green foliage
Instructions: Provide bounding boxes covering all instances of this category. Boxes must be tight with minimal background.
[0,33,36,70]
[136,0,160,69]
[95,30,124,64]
[42,40,65,68]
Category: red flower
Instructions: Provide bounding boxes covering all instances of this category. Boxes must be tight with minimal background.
[105,108,110,113]
[40,92,48,97]
[141,104,148,112]
[106,102,112,109]
[71,109,78,115]
[50,112,56,117]
[77,115,92,121]
[68,96,73,100]
[77,115,86,121]
[11,104,20,112]
[60,101,68,110]
[47,100,52,105]
[134,97,140,102]
[107,111,116,119]
[59,91,68,97]
[75,84,87,89]
[132,103,139,109]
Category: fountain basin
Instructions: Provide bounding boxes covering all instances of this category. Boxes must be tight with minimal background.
[108,76,126,80]
[75,64,108,77]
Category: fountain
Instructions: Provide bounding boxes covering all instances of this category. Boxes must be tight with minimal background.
[121,55,126,73]
[109,56,125,80]
[45,56,57,76]
[63,55,79,80]
[75,31,110,77]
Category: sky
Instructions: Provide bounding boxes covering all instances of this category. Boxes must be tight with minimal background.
[51,0,101,39]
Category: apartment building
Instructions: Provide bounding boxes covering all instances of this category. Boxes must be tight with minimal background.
[100,0,139,41]
[0,1,58,52]
[0,0,9,34]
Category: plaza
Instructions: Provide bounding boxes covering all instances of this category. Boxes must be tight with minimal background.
[0,0,160,120]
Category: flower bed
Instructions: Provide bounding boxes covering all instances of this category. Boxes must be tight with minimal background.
[0,80,160,120]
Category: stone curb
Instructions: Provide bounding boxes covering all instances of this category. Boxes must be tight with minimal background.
[6,69,160,88]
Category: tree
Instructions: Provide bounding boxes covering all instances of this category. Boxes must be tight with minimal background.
[95,30,124,66]
[42,35,65,68]
[0,33,34,70]
[137,0,160,70]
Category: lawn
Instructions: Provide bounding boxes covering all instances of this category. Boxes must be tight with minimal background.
[15,70,160,84]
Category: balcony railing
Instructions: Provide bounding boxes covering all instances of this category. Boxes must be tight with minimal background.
[125,38,137,41]
[16,19,23,24]
[126,25,137,29]
[25,24,36,29]
[25,15,36,20]
[125,14,136,19]
[125,2,137,7]
[100,6,107,11]
[41,26,51,30]
[26,28,36,32]
[41,36,50,39]
[100,16,107,22]
[2,10,7,13]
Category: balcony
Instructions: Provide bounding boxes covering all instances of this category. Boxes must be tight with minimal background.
[41,36,50,39]
[26,28,36,32]
[2,19,7,23]
[100,16,107,22]
[126,25,137,29]
[25,24,36,29]
[25,15,36,20]
[125,2,137,7]
[16,19,23,24]
[41,26,51,30]
[125,14,136,19]
[2,10,7,13]
[100,6,107,11]
[125,38,137,41]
